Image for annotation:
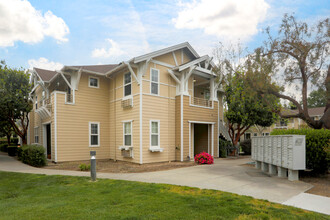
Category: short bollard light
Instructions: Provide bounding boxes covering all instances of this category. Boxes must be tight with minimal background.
[90,151,96,181]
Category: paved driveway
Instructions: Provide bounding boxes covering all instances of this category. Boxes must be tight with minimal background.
[0,154,329,214]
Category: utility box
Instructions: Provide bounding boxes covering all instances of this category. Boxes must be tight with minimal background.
[251,135,306,181]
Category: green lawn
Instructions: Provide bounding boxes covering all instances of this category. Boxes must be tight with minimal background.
[0,172,328,220]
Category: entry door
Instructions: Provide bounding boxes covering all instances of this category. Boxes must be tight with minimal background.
[46,124,51,159]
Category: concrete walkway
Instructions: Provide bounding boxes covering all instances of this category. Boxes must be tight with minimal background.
[0,154,329,215]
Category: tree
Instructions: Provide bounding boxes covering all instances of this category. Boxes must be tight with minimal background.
[213,42,278,146]
[0,62,32,144]
[253,14,329,129]
[0,120,13,146]
[306,87,327,108]
[225,72,278,146]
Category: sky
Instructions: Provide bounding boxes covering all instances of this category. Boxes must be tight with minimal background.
[0,0,329,89]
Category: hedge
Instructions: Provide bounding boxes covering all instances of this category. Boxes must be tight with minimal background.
[17,145,46,167]
[271,129,330,174]
[0,143,8,152]
[219,139,231,158]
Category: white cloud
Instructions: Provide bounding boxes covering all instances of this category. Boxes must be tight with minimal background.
[91,39,125,58]
[28,57,63,70]
[0,0,69,47]
[173,0,269,41]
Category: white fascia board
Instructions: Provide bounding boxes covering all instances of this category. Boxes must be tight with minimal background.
[64,66,105,76]
[133,42,199,64]
[105,63,126,76]
[176,55,209,72]
[56,70,72,89]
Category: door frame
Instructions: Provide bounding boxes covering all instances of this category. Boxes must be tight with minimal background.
[188,121,215,160]
[42,121,51,160]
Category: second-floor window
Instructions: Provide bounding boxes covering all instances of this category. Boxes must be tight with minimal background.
[124,73,131,96]
[35,96,38,109]
[150,68,159,95]
[89,76,99,88]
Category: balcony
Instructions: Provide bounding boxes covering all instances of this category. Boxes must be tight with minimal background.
[36,98,52,120]
[191,96,212,108]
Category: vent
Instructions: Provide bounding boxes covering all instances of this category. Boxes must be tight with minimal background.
[121,98,133,108]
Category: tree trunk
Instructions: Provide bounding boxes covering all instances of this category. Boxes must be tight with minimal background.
[22,134,27,145]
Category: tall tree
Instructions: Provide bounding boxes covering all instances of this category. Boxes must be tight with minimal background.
[213,43,279,146]
[253,14,329,129]
[306,87,327,108]
[225,72,279,146]
[0,62,32,144]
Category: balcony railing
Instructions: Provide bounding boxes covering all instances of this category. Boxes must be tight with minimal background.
[39,98,51,108]
[66,93,73,103]
[191,97,212,108]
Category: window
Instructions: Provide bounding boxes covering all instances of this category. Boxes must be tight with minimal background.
[89,76,99,88]
[124,73,131,96]
[253,133,258,136]
[245,133,251,140]
[34,127,39,143]
[89,122,100,147]
[124,122,132,146]
[150,120,160,148]
[263,133,270,136]
[150,68,159,95]
[35,96,38,109]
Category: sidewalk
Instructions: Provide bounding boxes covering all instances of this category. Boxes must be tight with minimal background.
[0,154,329,215]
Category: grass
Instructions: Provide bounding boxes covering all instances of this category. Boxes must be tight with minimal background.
[0,172,328,220]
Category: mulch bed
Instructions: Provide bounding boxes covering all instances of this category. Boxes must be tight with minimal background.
[45,159,196,173]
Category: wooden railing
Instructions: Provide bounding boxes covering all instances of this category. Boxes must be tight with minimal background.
[66,93,73,103]
[39,98,51,107]
[191,97,212,108]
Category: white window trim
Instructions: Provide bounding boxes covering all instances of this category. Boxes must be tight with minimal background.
[123,72,132,97]
[150,68,160,95]
[88,76,99,88]
[123,121,133,147]
[150,120,160,149]
[34,126,39,144]
[89,122,100,147]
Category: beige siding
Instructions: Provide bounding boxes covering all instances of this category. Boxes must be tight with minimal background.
[176,95,219,160]
[55,73,110,161]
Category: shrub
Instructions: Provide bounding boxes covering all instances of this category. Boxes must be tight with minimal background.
[194,152,214,164]
[11,137,18,145]
[271,129,330,174]
[79,163,91,171]
[18,145,46,167]
[0,143,8,152]
[7,145,17,156]
[240,139,251,155]
[219,139,232,158]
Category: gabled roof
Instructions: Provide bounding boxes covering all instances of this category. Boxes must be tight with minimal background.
[132,42,199,64]
[281,107,325,117]
[307,107,325,116]
[66,64,118,75]
[33,68,57,82]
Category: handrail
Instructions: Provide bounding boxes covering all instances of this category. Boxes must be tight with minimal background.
[191,96,212,108]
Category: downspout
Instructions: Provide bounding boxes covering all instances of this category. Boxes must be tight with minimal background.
[180,73,184,162]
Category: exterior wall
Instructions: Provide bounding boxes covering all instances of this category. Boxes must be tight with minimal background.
[28,86,52,156]
[176,95,219,161]
[55,73,110,161]
[109,68,140,163]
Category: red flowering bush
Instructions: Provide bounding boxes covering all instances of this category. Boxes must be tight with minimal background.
[194,152,214,164]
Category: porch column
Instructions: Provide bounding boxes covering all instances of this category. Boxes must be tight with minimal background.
[211,124,214,156]
[189,122,191,160]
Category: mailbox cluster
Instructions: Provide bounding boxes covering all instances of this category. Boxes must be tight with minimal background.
[251,135,306,181]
